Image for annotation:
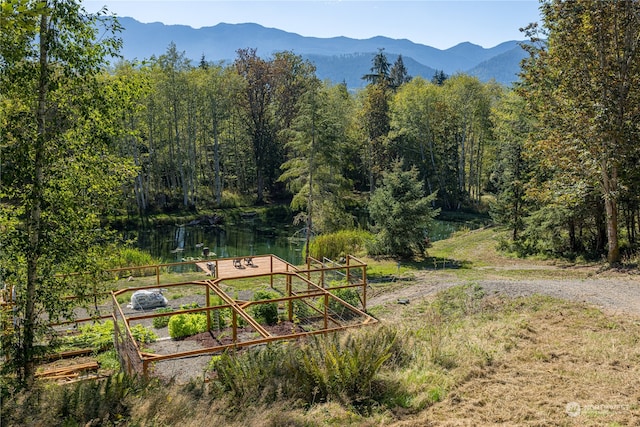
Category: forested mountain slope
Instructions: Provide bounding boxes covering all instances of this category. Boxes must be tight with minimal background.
[116,17,527,86]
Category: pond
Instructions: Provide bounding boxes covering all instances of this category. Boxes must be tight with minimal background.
[130,216,479,265]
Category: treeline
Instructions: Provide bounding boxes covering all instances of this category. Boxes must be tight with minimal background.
[4,1,640,266]
[107,45,498,222]
[104,25,640,264]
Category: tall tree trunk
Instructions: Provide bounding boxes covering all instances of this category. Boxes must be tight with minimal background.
[22,11,50,385]
[602,160,619,264]
[212,116,222,205]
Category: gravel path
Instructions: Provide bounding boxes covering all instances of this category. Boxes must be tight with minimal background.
[369,269,640,317]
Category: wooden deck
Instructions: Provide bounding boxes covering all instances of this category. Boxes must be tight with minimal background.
[196,255,295,279]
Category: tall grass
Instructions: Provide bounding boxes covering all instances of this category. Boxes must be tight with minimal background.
[308,229,374,260]
[106,247,158,269]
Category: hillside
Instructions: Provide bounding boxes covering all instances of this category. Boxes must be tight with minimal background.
[114,17,529,87]
[5,227,640,426]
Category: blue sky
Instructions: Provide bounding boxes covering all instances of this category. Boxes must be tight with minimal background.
[84,0,542,50]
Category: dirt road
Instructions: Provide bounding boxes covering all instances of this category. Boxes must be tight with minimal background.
[368,268,640,317]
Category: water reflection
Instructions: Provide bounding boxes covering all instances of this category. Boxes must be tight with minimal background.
[132,217,305,265]
[129,218,476,264]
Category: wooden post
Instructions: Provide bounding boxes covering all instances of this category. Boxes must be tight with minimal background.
[156,265,160,287]
[287,275,292,322]
[232,311,237,343]
[324,293,329,330]
[362,265,367,311]
[346,256,351,284]
[206,286,211,331]
[270,257,274,288]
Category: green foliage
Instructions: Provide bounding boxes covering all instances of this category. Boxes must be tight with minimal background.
[210,327,402,407]
[489,90,533,242]
[250,290,279,326]
[152,307,174,329]
[208,296,230,330]
[59,321,115,352]
[290,331,395,405]
[95,349,120,371]
[219,190,255,208]
[130,324,158,344]
[308,229,374,260]
[167,313,208,339]
[105,247,159,275]
[329,286,361,318]
[57,320,156,352]
[279,82,356,235]
[2,372,141,426]
[292,299,313,320]
[368,161,440,258]
[518,1,640,264]
[0,0,134,383]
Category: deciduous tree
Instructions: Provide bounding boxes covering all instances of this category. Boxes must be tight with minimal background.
[520,0,640,264]
[0,0,131,385]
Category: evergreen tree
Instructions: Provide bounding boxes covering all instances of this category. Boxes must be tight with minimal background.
[368,161,439,258]
[389,55,412,90]
[489,91,533,241]
[431,70,448,86]
[362,48,391,85]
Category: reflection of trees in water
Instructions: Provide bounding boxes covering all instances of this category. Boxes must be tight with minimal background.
[133,221,303,264]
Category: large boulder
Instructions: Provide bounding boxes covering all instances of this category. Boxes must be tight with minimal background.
[130,289,168,310]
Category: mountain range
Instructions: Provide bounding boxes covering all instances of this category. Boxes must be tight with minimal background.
[115,17,529,88]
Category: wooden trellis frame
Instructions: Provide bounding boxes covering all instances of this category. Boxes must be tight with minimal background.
[111,254,376,378]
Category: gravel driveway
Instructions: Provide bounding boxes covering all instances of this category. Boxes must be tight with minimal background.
[369,269,640,317]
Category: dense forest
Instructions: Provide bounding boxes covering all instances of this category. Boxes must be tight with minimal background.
[2,0,640,387]
[55,25,640,264]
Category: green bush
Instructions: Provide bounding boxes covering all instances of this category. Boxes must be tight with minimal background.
[219,190,254,208]
[168,313,208,339]
[106,247,160,277]
[152,307,174,329]
[308,229,374,260]
[180,302,201,310]
[250,290,279,326]
[130,324,158,344]
[329,286,361,318]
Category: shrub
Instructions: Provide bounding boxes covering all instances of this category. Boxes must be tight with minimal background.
[130,324,158,344]
[152,307,174,329]
[328,287,361,318]
[209,327,401,407]
[250,290,279,326]
[167,313,208,339]
[106,247,160,277]
[219,190,254,208]
[308,229,374,260]
[58,321,115,351]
